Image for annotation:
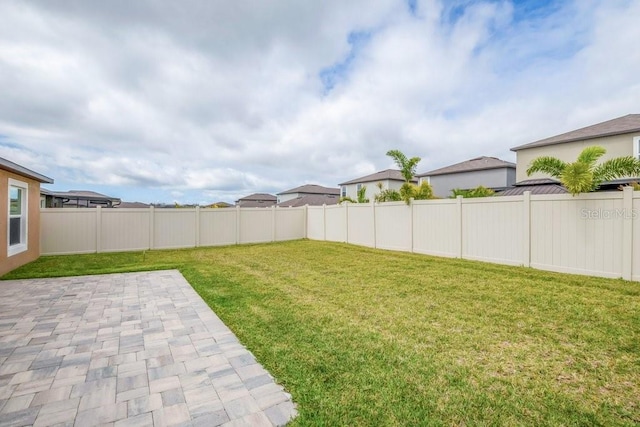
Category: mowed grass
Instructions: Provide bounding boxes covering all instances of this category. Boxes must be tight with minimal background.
[5,240,640,426]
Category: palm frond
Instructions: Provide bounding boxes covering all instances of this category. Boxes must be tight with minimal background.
[386,150,407,170]
[526,157,567,178]
[593,156,640,184]
[577,146,606,165]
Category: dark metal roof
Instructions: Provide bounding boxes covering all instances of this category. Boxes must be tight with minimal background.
[511,114,640,151]
[339,169,417,185]
[499,184,568,196]
[0,157,53,183]
[277,194,340,207]
[513,178,561,186]
[42,189,121,203]
[417,156,515,177]
[277,184,340,196]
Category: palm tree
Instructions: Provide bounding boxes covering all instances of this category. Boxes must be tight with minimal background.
[386,149,424,204]
[386,149,421,183]
[526,146,640,195]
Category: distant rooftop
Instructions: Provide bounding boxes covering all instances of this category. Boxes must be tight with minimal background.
[236,193,277,202]
[511,114,640,151]
[417,156,515,177]
[277,194,339,207]
[339,169,416,185]
[278,184,339,196]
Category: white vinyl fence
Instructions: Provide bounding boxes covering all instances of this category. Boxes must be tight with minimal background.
[40,206,306,255]
[41,188,639,282]
[307,187,640,282]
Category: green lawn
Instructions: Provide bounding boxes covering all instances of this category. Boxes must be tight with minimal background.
[5,240,639,426]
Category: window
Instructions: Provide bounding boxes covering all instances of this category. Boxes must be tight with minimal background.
[341,186,346,197]
[634,136,640,160]
[8,179,28,256]
[356,183,362,192]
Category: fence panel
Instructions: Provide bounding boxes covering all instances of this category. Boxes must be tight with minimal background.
[275,208,305,241]
[413,200,458,257]
[325,205,346,242]
[239,208,273,243]
[153,209,197,249]
[306,207,325,240]
[101,209,150,252]
[461,198,524,265]
[375,203,412,252]
[199,209,237,246]
[41,209,97,254]
[530,193,624,278]
[347,204,374,247]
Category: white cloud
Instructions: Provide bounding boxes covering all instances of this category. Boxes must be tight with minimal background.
[0,0,638,203]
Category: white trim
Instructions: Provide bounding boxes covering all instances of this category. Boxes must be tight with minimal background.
[633,136,640,160]
[8,178,28,256]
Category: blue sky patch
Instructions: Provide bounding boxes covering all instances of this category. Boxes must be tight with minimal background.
[319,30,372,93]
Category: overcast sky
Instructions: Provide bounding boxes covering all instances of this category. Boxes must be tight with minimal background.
[1,0,638,204]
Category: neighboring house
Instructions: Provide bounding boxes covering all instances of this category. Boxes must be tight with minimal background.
[417,156,516,198]
[235,193,277,208]
[339,169,416,201]
[277,184,340,206]
[1,157,53,276]
[511,114,640,183]
[41,189,121,208]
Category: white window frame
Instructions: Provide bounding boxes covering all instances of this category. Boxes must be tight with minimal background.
[634,136,640,160]
[8,178,28,256]
[341,186,347,197]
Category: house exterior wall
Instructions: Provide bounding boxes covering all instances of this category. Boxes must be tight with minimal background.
[342,179,404,201]
[278,193,299,203]
[515,132,640,182]
[0,170,42,276]
[422,168,515,198]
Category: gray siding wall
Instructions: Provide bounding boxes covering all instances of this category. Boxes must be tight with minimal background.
[429,168,515,198]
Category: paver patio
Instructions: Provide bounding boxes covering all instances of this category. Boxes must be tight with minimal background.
[0,270,296,427]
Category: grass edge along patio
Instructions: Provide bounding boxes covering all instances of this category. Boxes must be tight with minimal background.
[5,240,639,426]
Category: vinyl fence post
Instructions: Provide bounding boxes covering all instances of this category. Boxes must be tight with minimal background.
[303,204,308,239]
[195,206,200,248]
[272,206,276,242]
[523,191,531,267]
[456,195,463,258]
[235,205,241,245]
[344,201,349,243]
[622,186,633,281]
[323,204,327,241]
[409,198,414,253]
[372,200,377,249]
[96,205,102,253]
[149,205,155,250]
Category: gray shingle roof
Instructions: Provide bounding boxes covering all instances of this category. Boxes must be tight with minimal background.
[237,193,277,202]
[511,114,640,151]
[417,156,515,177]
[0,157,53,183]
[339,169,416,185]
[277,184,340,196]
[277,194,339,207]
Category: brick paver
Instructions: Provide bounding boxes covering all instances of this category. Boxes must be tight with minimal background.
[0,270,296,426]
